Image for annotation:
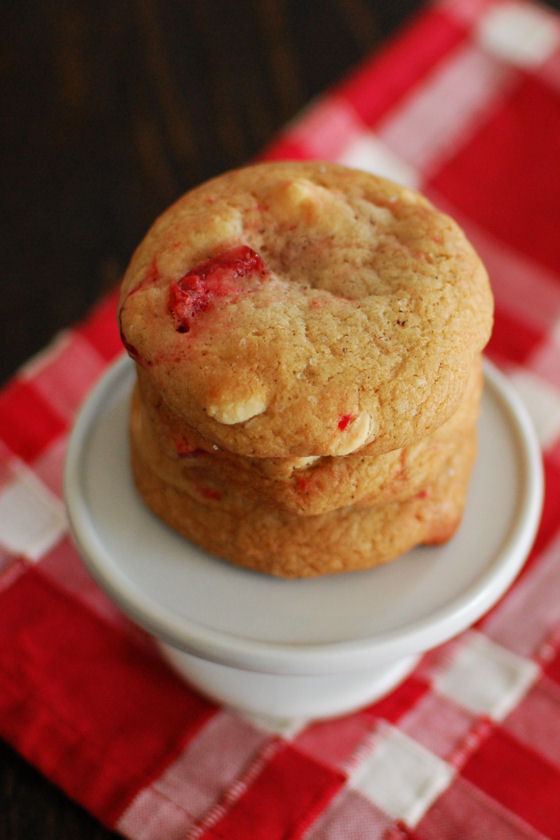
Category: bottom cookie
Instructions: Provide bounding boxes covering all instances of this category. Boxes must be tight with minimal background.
[130,430,477,578]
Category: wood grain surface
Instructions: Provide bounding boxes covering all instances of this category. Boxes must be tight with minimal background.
[1,0,425,388]
[0,1,555,837]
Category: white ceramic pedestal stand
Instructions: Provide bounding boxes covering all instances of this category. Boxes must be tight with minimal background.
[65,355,543,721]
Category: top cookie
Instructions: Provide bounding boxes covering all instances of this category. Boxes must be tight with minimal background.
[118,161,493,457]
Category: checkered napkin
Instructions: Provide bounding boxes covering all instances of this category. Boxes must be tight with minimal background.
[1,0,560,837]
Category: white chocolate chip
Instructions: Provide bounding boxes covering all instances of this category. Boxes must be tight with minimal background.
[331,412,373,456]
[292,456,321,470]
[266,179,329,225]
[207,394,268,425]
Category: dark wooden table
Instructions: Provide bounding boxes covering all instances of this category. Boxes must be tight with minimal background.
[1,0,427,389]
[1,1,554,837]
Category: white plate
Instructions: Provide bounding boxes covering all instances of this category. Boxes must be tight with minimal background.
[65,355,543,678]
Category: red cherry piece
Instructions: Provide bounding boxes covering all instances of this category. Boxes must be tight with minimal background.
[297,476,312,495]
[195,483,223,501]
[175,438,207,458]
[169,245,267,332]
[337,413,355,431]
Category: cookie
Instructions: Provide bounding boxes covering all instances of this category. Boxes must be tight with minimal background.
[130,424,477,578]
[131,356,482,515]
[119,161,493,458]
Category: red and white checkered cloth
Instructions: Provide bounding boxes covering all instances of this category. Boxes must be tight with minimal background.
[2,0,560,836]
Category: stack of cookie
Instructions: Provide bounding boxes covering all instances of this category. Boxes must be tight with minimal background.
[119,162,493,578]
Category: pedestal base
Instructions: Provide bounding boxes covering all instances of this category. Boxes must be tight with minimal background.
[159,643,420,720]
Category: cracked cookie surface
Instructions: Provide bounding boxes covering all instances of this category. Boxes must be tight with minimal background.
[119,161,493,458]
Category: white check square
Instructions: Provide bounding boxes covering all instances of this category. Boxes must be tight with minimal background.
[351,722,454,826]
[478,2,560,67]
[339,133,420,189]
[0,468,66,561]
[435,631,538,721]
